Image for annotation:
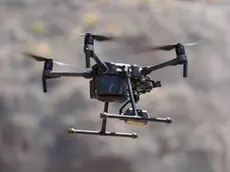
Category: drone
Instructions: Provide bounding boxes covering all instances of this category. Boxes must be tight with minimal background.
[24,33,193,139]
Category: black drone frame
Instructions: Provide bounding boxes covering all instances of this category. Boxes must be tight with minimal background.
[36,33,188,139]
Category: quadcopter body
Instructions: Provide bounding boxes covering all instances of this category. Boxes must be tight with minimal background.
[24,32,190,139]
[90,61,161,103]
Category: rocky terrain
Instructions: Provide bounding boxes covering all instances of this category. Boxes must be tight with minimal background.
[1,0,230,172]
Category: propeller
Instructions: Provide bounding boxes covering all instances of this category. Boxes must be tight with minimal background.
[77,33,117,42]
[23,52,77,93]
[23,52,76,66]
[136,42,198,53]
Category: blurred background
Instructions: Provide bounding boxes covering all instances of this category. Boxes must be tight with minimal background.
[1,0,230,172]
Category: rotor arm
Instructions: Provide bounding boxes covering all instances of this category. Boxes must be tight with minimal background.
[92,53,108,73]
[140,58,178,75]
[42,70,91,93]
[47,71,92,78]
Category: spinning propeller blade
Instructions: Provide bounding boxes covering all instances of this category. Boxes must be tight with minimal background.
[136,42,198,52]
[77,33,117,42]
[23,52,76,66]
[92,34,116,41]
[23,52,47,61]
